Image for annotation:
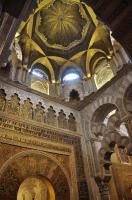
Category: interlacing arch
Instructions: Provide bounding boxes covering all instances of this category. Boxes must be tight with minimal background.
[88,96,118,120]
[98,131,132,170]
[90,102,132,167]
[91,112,121,137]
[107,111,121,130]
[90,103,118,136]
[91,123,107,137]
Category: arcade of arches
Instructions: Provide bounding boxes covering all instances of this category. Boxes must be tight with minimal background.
[0,0,132,200]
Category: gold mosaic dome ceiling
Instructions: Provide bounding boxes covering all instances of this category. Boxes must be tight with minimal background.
[36,0,90,50]
[17,0,113,82]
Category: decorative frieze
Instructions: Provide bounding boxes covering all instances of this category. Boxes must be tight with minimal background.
[0,88,77,132]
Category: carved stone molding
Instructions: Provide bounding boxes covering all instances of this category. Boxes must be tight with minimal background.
[0,87,77,132]
[0,113,89,200]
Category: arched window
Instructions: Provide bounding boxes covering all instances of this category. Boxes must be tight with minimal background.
[32,68,49,80]
[94,60,114,89]
[31,66,49,95]
[69,89,80,101]
[62,67,81,84]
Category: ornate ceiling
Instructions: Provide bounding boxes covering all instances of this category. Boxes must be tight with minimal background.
[36,0,89,50]
[17,0,113,82]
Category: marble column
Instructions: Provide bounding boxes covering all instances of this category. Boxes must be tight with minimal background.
[9,63,17,81]
[110,58,118,75]
[115,52,123,67]
[26,71,31,87]
[19,68,27,84]
[16,67,23,82]
[95,176,111,200]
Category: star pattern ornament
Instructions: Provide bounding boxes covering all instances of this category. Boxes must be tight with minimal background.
[37,0,89,49]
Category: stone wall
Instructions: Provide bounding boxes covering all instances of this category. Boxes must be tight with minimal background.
[80,66,132,199]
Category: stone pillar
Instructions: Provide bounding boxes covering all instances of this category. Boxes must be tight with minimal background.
[95,176,111,200]
[121,47,131,64]
[110,58,118,75]
[9,64,17,81]
[49,83,59,97]
[25,71,31,87]
[16,67,23,82]
[112,55,120,71]
[0,0,37,65]
[22,68,27,84]
[91,76,97,91]
[115,52,123,68]
[99,183,110,200]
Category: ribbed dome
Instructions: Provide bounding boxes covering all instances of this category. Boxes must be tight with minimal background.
[36,0,90,50]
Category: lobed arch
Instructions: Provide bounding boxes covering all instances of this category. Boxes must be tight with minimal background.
[90,102,118,135]
[91,111,123,138]
[88,73,132,132]
[90,101,131,139]
[98,131,132,170]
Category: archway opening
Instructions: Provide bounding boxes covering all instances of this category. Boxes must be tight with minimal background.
[69,89,80,101]
[94,59,114,89]
[30,63,50,95]
[0,151,71,200]
[61,67,82,84]
[92,103,118,123]
[17,176,55,200]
